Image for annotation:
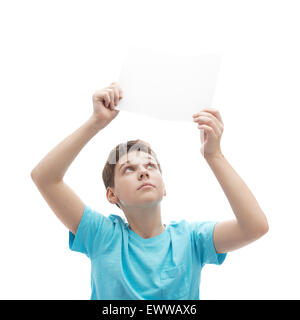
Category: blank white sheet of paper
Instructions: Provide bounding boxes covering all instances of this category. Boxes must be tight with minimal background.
[116,48,221,122]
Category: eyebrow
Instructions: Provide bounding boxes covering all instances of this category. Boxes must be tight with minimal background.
[118,157,156,172]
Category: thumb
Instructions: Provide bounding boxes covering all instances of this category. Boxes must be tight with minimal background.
[200,128,206,144]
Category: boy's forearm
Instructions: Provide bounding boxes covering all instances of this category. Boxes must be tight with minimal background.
[205,153,268,236]
[31,116,106,184]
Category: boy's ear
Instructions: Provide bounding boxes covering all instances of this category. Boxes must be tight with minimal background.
[107,187,119,205]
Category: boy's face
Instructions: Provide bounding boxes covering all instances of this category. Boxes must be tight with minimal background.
[107,151,166,208]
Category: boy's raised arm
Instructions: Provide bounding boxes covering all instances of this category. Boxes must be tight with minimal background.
[31,82,123,234]
[193,108,269,253]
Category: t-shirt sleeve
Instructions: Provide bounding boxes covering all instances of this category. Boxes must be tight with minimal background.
[68,204,113,259]
[189,221,227,267]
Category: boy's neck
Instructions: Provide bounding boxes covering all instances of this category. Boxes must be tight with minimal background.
[123,202,165,239]
[128,223,166,239]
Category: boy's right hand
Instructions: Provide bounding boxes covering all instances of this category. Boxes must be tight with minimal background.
[92,82,123,126]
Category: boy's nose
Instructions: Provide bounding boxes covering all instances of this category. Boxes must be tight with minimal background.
[139,170,149,179]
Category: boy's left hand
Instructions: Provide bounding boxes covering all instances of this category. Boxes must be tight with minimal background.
[192,108,224,159]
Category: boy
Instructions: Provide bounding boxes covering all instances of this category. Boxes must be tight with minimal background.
[31,82,269,300]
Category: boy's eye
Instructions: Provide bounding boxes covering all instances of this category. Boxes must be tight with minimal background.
[148,162,156,168]
[124,162,156,173]
[125,166,134,172]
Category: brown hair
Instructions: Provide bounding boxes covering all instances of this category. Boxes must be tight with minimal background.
[102,139,162,209]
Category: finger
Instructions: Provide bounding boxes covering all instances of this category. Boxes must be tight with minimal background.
[112,87,119,106]
[193,111,220,126]
[106,88,115,109]
[110,81,120,88]
[197,124,217,137]
[108,84,122,105]
[201,108,223,125]
[94,90,110,108]
[194,116,221,136]
[119,88,123,99]
[112,83,123,100]
[199,127,205,144]
[103,92,110,108]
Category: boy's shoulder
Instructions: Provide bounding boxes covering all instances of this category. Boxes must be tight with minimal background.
[107,213,126,225]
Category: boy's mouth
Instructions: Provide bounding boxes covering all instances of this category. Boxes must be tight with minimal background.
[137,183,155,190]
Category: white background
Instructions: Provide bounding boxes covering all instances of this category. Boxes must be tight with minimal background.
[1,0,299,300]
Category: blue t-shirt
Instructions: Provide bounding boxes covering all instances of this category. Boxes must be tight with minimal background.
[69,204,227,300]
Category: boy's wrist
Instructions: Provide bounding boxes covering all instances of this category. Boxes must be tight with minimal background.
[88,115,108,131]
[204,151,224,163]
